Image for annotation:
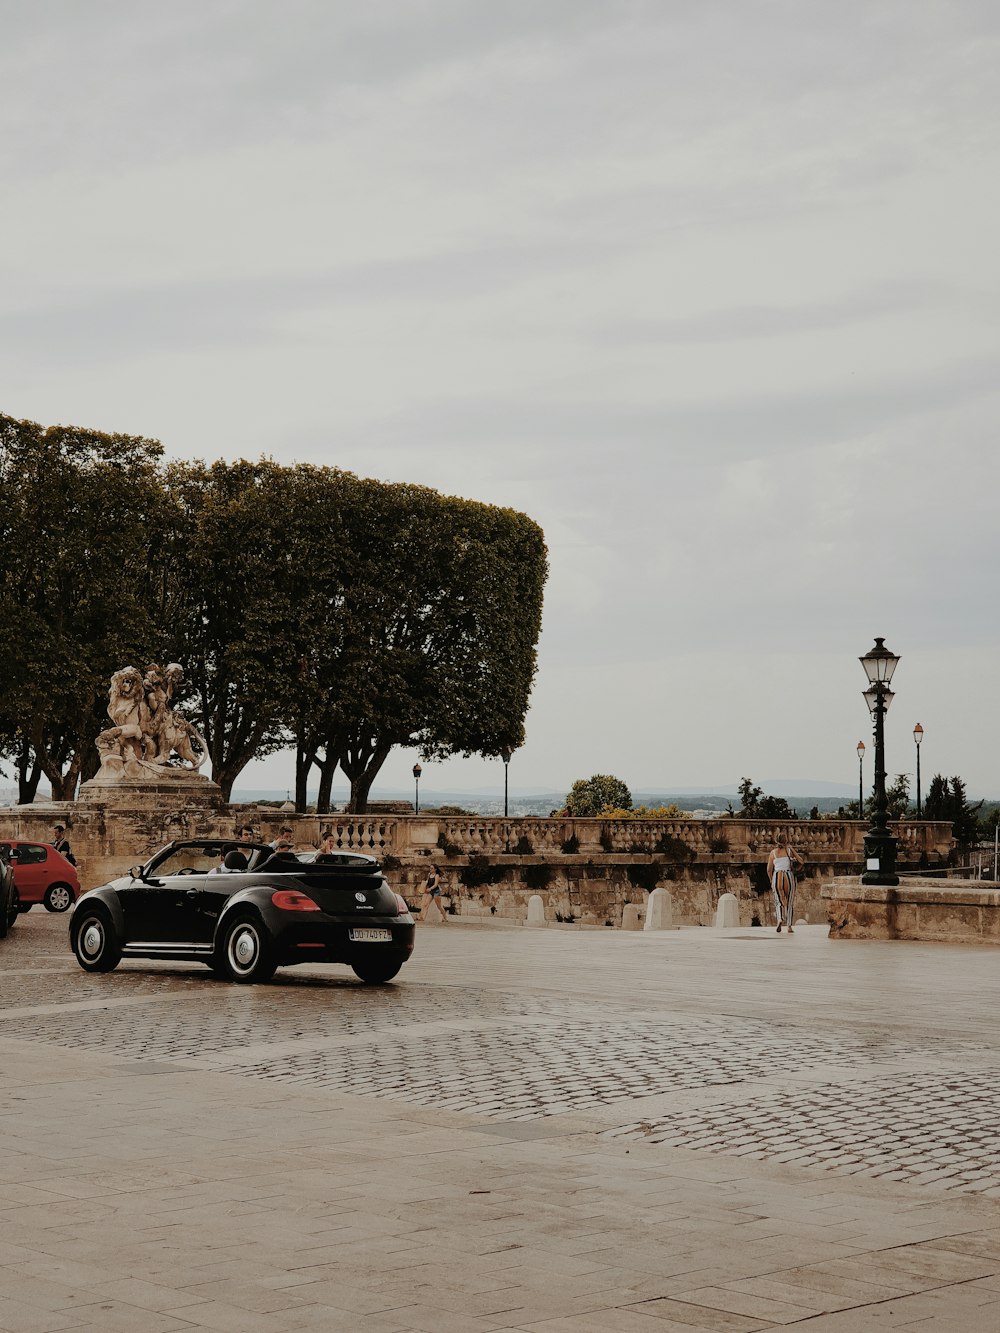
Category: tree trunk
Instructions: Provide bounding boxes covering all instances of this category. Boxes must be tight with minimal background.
[16,740,42,805]
[295,741,314,813]
[316,753,337,814]
[344,742,393,814]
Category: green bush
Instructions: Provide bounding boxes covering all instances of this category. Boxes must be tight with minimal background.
[523,864,552,890]
[513,833,534,856]
[560,834,580,854]
[654,833,693,862]
[459,853,505,888]
[436,833,462,858]
[627,861,663,891]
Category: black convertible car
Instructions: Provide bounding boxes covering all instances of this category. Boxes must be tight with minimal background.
[69,839,415,984]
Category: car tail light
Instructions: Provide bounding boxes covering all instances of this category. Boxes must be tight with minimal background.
[271,890,320,912]
[394,893,410,915]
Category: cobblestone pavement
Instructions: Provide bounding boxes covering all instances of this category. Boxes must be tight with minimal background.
[3,909,1000,1329]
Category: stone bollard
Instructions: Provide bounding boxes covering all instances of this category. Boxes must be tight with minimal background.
[621,903,642,931]
[526,895,546,927]
[644,886,673,930]
[715,892,740,928]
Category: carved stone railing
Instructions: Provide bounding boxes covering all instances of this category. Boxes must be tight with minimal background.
[390,817,953,864]
[328,819,398,853]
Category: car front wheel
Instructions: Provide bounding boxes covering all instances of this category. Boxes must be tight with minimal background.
[72,910,122,973]
[44,883,74,913]
[219,914,276,984]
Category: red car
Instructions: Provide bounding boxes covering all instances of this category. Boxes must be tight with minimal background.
[0,840,81,913]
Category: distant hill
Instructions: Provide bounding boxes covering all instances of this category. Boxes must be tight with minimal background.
[230,781,858,819]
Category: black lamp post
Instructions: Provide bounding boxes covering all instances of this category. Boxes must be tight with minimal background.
[500,747,512,819]
[860,637,900,886]
[913,723,923,817]
[412,763,422,815]
[857,740,865,818]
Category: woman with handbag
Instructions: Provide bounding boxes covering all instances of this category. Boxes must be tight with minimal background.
[767,835,803,934]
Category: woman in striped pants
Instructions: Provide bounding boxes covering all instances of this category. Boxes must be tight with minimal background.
[767,836,803,934]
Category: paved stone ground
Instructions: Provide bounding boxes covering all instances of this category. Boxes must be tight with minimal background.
[3,910,1000,1330]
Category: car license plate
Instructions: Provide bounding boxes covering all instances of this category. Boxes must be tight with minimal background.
[349,927,392,942]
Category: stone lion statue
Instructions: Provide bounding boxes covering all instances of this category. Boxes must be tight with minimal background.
[95,661,208,778]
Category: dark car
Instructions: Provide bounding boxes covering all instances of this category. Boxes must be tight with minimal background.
[0,848,18,938]
[69,839,415,985]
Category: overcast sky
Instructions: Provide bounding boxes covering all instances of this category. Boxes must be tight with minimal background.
[3,1,999,798]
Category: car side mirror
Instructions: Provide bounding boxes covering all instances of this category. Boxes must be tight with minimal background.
[129,864,146,881]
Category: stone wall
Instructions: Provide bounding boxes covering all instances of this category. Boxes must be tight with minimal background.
[824,876,1000,945]
[0,804,954,928]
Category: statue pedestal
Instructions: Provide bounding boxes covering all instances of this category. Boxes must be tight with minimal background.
[78,768,225,808]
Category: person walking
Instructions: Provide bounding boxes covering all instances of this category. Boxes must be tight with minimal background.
[418,863,449,924]
[51,824,77,866]
[767,834,803,934]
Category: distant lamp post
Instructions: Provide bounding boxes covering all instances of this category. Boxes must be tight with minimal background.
[500,747,513,819]
[856,741,865,818]
[860,637,900,885]
[913,723,924,817]
[412,763,422,815]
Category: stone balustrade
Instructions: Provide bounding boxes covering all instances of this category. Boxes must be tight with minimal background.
[374,816,953,865]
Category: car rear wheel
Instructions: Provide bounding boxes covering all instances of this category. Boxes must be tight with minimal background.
[44,883,74,913]
[352,956,404,984]
[72,910,122,973]
[219,914,277,984]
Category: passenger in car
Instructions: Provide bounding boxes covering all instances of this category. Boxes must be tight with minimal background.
[209,848,248,875]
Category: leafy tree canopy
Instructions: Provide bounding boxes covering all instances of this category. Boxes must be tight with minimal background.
[0,414,167,799]
[0,424,547,810]
[923,774,982,848]
[734,776,795,820]
[565,774,633,817]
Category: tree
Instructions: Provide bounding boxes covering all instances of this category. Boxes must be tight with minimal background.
[885,773,911,820]
[924,774,982,849]
[565,775,633,817]
[735,777,794,820]
[0,414,167,800]
[158,460,302,801]
[304,480,547,813]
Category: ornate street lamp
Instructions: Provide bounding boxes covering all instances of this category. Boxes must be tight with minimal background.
[500,747,512,819]
[913,723,924,818]
[412,763,422,815]
[857,741,865,818]
[860,637,900,885]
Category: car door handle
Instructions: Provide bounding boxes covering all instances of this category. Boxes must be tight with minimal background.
[185,889,198,900]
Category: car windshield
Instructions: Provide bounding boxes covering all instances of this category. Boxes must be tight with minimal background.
[148,844,258,877]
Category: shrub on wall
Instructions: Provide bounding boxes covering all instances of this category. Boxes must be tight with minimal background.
[459,853,505,888]
[436,832,462,858]
[654,833,694,862]
[560,834,580,854]
[523,864,552,890]
[627,861,663,891]
[513,833,534,856]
